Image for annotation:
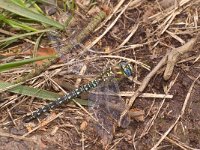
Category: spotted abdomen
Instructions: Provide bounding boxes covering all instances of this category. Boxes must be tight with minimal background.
[23,78,101,122]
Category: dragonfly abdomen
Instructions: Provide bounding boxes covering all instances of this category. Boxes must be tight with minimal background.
[24,78,102,122]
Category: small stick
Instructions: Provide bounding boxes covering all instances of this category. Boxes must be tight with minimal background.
[164,37,198,80]
[23,112,63,137]
[6,108,17,127]
[81,133,85,150]
[90,91,173,99]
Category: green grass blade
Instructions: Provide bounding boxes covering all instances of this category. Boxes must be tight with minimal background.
[10,0,44,14]
[0,39,17,49]
[10,0,26,7]
[0,29,53,43]
[0,81,88,106]
[0,0,64,29]
[33,32,44,57]
[0,55,58,72]
[38,0,56,5]
[0,14,37,31]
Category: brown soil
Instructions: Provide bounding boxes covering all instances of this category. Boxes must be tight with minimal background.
[0,0,200,150]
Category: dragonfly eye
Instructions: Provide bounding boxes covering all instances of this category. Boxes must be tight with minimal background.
[119,61,133,77]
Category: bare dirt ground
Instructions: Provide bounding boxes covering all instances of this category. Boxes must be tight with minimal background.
[0,0,200,150]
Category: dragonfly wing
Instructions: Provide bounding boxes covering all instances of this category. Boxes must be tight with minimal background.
[93,108,115,145]
[102,78,130,127]
[89,77,130,143]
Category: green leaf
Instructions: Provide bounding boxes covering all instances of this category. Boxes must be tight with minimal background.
[0,0,64,29]
[0,55,58,72]
[0,81,88,106]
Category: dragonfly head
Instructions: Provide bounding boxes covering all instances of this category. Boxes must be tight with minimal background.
[115,61,133,80]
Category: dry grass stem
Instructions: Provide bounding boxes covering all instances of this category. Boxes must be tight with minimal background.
[90,91,173,99]
[157,132,198,150]
[95,0,126,32]
[117,23,139,48]
[74,62,88,88]
[23,112,63,137]
[83,1,132,51]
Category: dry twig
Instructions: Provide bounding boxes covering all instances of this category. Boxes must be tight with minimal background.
[164,36,199,80]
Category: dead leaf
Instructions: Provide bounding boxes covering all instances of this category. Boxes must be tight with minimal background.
[34,47,57,66]
[80,121,88,131]
[24,122,36,132]
[129,108,145,122]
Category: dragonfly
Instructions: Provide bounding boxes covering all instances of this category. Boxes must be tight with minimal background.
[23,61,133,123]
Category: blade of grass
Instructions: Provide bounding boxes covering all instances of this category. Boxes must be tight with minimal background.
[0,55,58,72]
[37,0,57,6]
[0,39,17,49]
[0,14,37,31]
[0,81,88,106]
[11,0,44,14]
[10,0,26,7]
[0,28,53,43]
[33,32,44,57]
[0,0,64,29]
